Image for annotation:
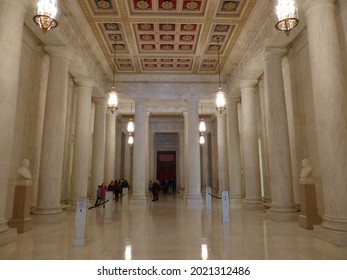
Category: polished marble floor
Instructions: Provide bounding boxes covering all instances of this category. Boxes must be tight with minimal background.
[1,192,347,260]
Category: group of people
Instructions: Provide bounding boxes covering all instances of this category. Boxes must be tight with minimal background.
[148,178,176,201]
[94,178,130,207]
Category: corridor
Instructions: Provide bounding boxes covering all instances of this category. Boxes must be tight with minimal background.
[1,193,347,260]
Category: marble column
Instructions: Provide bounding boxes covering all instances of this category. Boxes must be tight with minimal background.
[104,111,116,184]
[183,112,189,192]
[200,131,210,187]
[263,48,297,221]
[179,131,185,190]
[131,99,148,203]
[304,0,347,246]
[216,112,228,193]
[91,97,106,199]
[33,47,71,223]
[124,133,132,182]
[226,97,243,204]
[71,79,94,203]
[240,80,263,210]
[185,100,203,205]
[0,0,30,245]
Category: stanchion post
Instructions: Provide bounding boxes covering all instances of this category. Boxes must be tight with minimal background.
[122,188,129,210]
[74,197,88,246]
[105,191,113,223]
[206,186,212,210]
[221,191,230,223]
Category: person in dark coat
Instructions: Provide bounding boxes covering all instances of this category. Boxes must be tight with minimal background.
[152,180,160,201]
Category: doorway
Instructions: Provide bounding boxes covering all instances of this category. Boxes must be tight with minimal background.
[157,151,176,185]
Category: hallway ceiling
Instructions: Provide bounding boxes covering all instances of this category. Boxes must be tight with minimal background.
[77,0,257,74]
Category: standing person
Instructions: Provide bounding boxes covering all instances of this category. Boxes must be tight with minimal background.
[99,183,107,208]
[152,180,160,201]
[114,180,121,201]
[94,184,102,207]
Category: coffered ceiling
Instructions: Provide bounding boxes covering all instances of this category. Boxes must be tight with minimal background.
[77,0,257,74]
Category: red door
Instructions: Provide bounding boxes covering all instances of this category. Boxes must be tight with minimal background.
[157,151,176,184]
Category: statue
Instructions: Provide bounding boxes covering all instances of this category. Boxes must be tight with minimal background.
[16,158,32,180]
[300,158,312,179]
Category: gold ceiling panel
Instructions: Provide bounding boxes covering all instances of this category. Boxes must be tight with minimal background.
[77,0,257,74]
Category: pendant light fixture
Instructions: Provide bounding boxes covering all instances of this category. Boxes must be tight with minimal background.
[33,0,58,32]
[275,0,299,36]
[215,35,226,114]
[107,36,119,114]
[127,102,135,147]
[199,102,206,146]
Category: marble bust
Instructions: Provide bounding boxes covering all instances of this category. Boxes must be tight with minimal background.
[300,158,313,179]
[16,158,32,180]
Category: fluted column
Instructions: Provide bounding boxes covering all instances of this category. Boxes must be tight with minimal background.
[185,100,203,205]
[216,112,228,193]
[0,0,30,244]
[131,99,148,202]
[200,132,209,187]
[33,47,71,223]
[226,97,243,203]
[71,79,94,203]
[240,80,263,210]
[263,48,297,221]
[124,133,131,181]
[104,111,116,184]
[91,97,106,199]
[304,0,347,245]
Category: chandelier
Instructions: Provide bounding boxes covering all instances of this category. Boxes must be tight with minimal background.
[275,0,299,36]
[127,102,135,146]
[214,36,226,114]
[107,37,119,113]
[199,102,206,146]
[33,0,58,32]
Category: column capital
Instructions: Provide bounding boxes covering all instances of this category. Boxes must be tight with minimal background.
[303,0,335,13]
[263,48,287,62]
[74,79,94,89]
[45,46,72,61]
[93,97,106,106]
[240,79,258,89]
[227,97,240,106]
[106,110,117,118]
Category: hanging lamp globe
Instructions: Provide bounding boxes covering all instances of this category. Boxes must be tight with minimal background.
[33,0,58,32]
[107,86,118,113]
[275,0,299,36]
[215,87,226,114]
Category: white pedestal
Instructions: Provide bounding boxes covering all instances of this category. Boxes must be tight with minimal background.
[222,191,230,223]
[73,197,88,246]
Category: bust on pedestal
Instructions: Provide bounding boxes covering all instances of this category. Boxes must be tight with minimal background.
[298,159,321,229]
[8,159,33,233]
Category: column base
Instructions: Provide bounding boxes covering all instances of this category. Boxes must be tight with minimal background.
[266,207,298,222]
[185,194,203,207]
[0,228,17,247]
[298,214,322,230]
[314,225,347,247]
[8,217,32,233]
[242,199,264,210]
[229,198,243,208]
[32,211,66,224]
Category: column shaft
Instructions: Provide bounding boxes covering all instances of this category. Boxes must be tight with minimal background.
[104,112,116,184]
[263,48,297,221]
[91,98,106,199]
[71,79,94,202]
[240,80,263,209]
[131,100,148,202]
[216,113,228,193]
[0,0,29,243]
[304,0,347,245]
[34,47,71,222]
[227,98,243,201]
[185,100,203,205]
